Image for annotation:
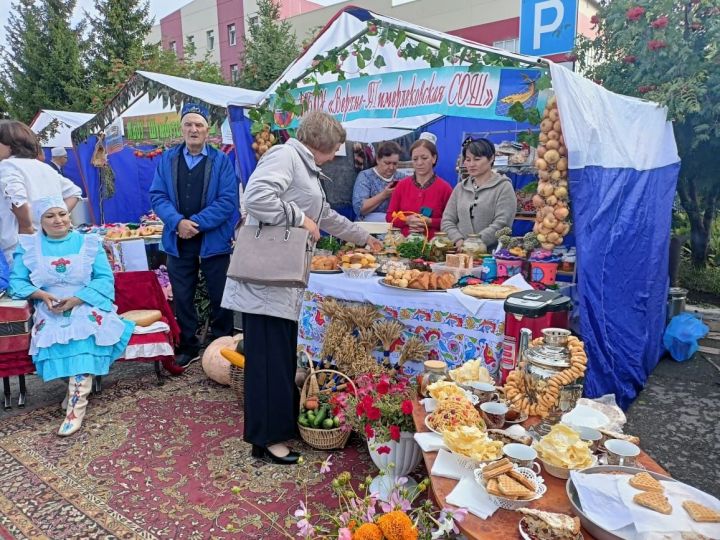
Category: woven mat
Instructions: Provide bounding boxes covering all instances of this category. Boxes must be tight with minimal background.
[0,365,374,539]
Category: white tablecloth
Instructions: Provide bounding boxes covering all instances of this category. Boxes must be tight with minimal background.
[298,274,508,375]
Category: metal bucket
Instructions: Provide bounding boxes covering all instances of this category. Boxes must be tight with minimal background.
[667,287,688,322]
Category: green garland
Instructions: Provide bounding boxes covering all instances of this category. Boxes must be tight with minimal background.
[251,19,551,134]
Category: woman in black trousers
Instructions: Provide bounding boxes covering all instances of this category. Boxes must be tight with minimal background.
[221,112,381,464]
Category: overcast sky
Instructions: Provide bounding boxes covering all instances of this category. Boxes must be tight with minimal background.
[0,0,190,48]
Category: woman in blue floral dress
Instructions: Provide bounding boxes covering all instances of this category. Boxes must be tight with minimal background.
[9,197,134,435]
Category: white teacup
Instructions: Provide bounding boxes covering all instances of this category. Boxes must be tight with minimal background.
[467,381,498,404]
[605,439,640,467]
[503,443,541,474]
[480,401,508,429]
[576,426,602,453]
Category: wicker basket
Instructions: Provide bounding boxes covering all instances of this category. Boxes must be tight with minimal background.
[229,365,244,405]
[298,365,355,450]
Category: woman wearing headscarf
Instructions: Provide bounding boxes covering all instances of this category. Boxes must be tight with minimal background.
[9,197,134,436]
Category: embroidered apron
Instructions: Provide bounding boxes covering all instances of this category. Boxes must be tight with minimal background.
[26,235,127,354]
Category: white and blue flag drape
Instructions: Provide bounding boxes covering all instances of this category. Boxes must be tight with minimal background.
[550,63,681,409]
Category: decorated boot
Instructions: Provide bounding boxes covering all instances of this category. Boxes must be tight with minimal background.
[58,374,93,436]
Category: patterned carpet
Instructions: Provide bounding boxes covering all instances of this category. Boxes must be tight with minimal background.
[0,366,375,539]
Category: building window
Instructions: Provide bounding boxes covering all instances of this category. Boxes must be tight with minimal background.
[207,30,215,50]
[186,35,195,50]
[248,14,258,26]
[230,64,239,83]
[228,23,237,46]
[492,38,519,53]
[169,40,177,54]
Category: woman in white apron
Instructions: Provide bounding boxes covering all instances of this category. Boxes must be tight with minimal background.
[9,196,134,436]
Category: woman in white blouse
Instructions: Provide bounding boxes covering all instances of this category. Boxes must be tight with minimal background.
[0,120,82,263]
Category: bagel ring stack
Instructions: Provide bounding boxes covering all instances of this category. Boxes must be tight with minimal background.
[503,335,587,418]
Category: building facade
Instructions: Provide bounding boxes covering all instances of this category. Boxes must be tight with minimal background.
[148,0,597,83]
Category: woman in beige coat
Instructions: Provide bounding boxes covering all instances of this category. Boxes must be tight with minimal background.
[222,112,381,464]
[441,138,516,252]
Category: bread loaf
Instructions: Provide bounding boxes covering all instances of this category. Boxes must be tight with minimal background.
[120,309,162,326]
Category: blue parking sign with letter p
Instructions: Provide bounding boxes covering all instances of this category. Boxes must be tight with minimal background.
[519,0,578,56]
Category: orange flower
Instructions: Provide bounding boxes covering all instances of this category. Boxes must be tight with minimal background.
[377,511,418,540]
[352,522,384,540]
[391,211,408,221]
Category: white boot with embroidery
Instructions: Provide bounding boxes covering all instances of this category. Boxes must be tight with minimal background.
[58,374,93,436]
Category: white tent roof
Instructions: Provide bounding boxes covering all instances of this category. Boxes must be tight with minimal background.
[73,71,262,143]
[242,6,545,105]
[30,110,94,147]
[342,114,441,142]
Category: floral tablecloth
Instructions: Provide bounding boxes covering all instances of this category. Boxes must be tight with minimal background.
[298,274,507,377]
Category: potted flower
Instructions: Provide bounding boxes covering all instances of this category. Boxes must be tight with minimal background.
[335,373,422,499]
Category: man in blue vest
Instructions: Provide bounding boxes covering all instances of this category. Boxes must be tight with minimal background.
[150,103,238,367]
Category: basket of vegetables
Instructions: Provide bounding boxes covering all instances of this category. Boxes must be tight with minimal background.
[298,365,356,450]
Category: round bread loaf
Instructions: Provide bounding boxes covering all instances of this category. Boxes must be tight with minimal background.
[120,309,162,326]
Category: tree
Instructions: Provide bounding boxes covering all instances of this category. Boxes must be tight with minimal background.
[576,0,720,267]
[238,0,299,90]
[88,40,227,110]
[85,0,153,90]
[0,0,88,122]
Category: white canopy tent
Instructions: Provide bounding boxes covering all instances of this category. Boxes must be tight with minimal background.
[29,110,94,148]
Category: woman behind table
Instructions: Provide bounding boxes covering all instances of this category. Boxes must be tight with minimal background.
[351,141,403,222]
[221,111,382,465]
[9,197,134,436]
[0,120,82,263]
[386,135,452,239]
[441,137,516,252]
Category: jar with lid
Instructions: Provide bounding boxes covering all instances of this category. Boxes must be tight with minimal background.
[383,227,405,253]
[428,232,452,262]
[522,328,583,435]
[419,360,449,398]
[461,233,487,262]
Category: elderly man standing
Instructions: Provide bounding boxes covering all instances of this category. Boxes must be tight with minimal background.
[150,103,238,367]
[48,147,68,175]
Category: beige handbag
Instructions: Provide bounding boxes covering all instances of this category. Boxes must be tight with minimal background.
[227,204,314,288]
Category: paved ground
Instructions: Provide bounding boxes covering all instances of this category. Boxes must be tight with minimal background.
[3,317,719,500]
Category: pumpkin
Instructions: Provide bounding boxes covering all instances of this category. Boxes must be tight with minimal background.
[202,334,242,386]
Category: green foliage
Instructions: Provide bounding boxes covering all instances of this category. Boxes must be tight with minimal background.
[85,0,153,93]
[238,0,299,91]
[1,0,88,122]
[575,0,720,267]
[679,258,720,296]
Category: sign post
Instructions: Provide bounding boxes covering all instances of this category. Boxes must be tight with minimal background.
[519,0,578,57]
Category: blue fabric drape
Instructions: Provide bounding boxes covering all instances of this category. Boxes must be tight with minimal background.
[75,136,161,224]
[570,162,680,409]
[228,106,257,188]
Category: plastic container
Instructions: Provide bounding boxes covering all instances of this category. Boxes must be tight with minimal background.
[530,260,559,285]
[481,256,497,281]
[496,258,523,278]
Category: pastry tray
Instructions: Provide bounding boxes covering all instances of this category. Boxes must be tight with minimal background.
[378,278,448,292]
